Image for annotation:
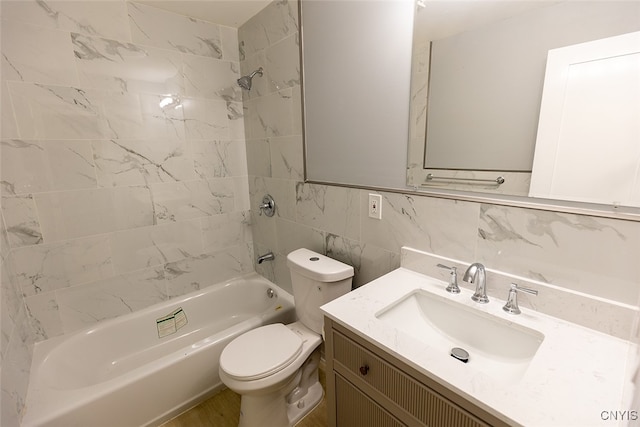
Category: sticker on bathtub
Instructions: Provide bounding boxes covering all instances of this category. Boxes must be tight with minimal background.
[156,307,188,338]
[173,308,187,330]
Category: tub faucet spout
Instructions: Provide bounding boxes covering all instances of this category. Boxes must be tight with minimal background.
[257,252,275,264]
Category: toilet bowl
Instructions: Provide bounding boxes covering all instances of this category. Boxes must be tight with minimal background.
[219,249,354,427]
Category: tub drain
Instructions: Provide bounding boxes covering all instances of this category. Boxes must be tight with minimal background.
[451,347,469,363]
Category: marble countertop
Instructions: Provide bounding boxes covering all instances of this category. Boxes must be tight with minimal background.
[321,267,635,427]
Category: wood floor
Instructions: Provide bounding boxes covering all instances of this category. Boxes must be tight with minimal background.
[161,371,328,427]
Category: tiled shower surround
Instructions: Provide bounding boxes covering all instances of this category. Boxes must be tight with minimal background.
[0,2,252,424]
[1,0,639,425]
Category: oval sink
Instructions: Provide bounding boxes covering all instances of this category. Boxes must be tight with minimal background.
[375,289,544,384]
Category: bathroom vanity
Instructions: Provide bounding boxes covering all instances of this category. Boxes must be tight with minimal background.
[320,248,634,427]
[324,318,508,426]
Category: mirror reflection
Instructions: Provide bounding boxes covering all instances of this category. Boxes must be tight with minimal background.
[407,1,640,202]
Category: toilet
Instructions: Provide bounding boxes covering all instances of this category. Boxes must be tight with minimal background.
[219,248,354,427]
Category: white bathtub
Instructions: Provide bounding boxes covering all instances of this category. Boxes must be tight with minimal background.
[22,273,295,427]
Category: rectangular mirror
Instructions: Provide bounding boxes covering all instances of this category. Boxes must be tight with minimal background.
[300,0,640,220]
[300,0,413,190]
[408,0,640,204]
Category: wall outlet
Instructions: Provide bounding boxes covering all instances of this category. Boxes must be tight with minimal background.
[368,193,382,220]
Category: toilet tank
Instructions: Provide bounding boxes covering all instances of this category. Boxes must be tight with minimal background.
[287,249,354,334]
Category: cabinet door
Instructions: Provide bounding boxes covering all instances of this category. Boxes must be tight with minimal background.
[335,374,405,427]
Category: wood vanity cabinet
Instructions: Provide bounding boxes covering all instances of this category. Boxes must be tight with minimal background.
[324,318,512,427]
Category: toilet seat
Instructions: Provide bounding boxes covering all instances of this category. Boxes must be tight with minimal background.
[220,324,303,381]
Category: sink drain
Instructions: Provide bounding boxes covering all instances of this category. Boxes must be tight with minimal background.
[451,347,469,363]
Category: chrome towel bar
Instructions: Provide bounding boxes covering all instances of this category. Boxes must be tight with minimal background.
[422,173,505,185]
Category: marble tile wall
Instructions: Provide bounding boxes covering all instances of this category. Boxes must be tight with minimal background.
[1,2,254,423]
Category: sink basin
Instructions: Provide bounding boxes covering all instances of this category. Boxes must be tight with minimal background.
[375,289,544,383]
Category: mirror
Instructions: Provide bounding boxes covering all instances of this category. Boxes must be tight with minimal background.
[407,1,640,209]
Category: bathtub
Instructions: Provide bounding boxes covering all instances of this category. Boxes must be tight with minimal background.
[22,273,295,427]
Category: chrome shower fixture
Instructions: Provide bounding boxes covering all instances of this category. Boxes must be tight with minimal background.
[237,67,263,90]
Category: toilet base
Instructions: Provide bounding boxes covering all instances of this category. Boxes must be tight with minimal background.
[287,380,323,426]
[237,349,323,427]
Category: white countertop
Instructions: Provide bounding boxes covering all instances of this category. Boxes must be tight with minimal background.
[321,267,635,427]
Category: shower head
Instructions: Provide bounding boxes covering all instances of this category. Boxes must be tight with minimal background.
[237,67,263,90]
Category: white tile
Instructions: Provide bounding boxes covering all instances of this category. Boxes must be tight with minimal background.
[99,91,187,140]
[274,217,325,258]
[34,187,154,242]
[1,83,19,139]
[265,33,300,92]
[24,293,63,341]
[190,139,247,179]
[476,204,640,305]
[183,55,241,101]
[150,178,236,224]
[201,211,252,253]
[1,19,79,87]
[238,0,298,59]
[270,135,303,180]
[112,185,156,231]
[13,235,114,296]
[232,176,251,212]
[9,85,186,142]
[109,220,203,274]
[227,101,246,141]
[1,0,131,40]
[326,233,400,288]
[128,2,222,58]
[92,139,195,187]
[291,85,302,135]
[164,245,252,297]
[244,88,294,139]
[360,190,481,260]
[1,195,43,248]
[1,303,33,426]
[295,182,361,240]
[73,33,184,95]
[246,139,271,177]
[1,257,22,350]
[57,266,169,334]
[182,97,229,140]
[8,82,109,140]
[1,139,96,195]
[35,188,116,242]
[220,26,240,63]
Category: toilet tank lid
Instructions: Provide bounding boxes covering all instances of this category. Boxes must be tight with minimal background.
[287,248,354,282]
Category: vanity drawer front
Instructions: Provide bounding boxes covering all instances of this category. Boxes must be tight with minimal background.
[332,330,488,427]
[335,374,405,427]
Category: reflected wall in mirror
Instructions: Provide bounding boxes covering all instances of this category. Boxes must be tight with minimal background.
[407,1,640,201]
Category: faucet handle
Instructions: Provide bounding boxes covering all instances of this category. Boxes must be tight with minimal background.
[502,283,538,315]
[437,264,461,294]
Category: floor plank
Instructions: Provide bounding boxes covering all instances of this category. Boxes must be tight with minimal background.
[161,371,327,427]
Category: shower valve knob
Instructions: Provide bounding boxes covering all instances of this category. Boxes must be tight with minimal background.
[258,194,275,217]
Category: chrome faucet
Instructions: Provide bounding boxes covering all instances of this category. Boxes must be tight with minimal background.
[463,263,489,303]
[257,252,275,264]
